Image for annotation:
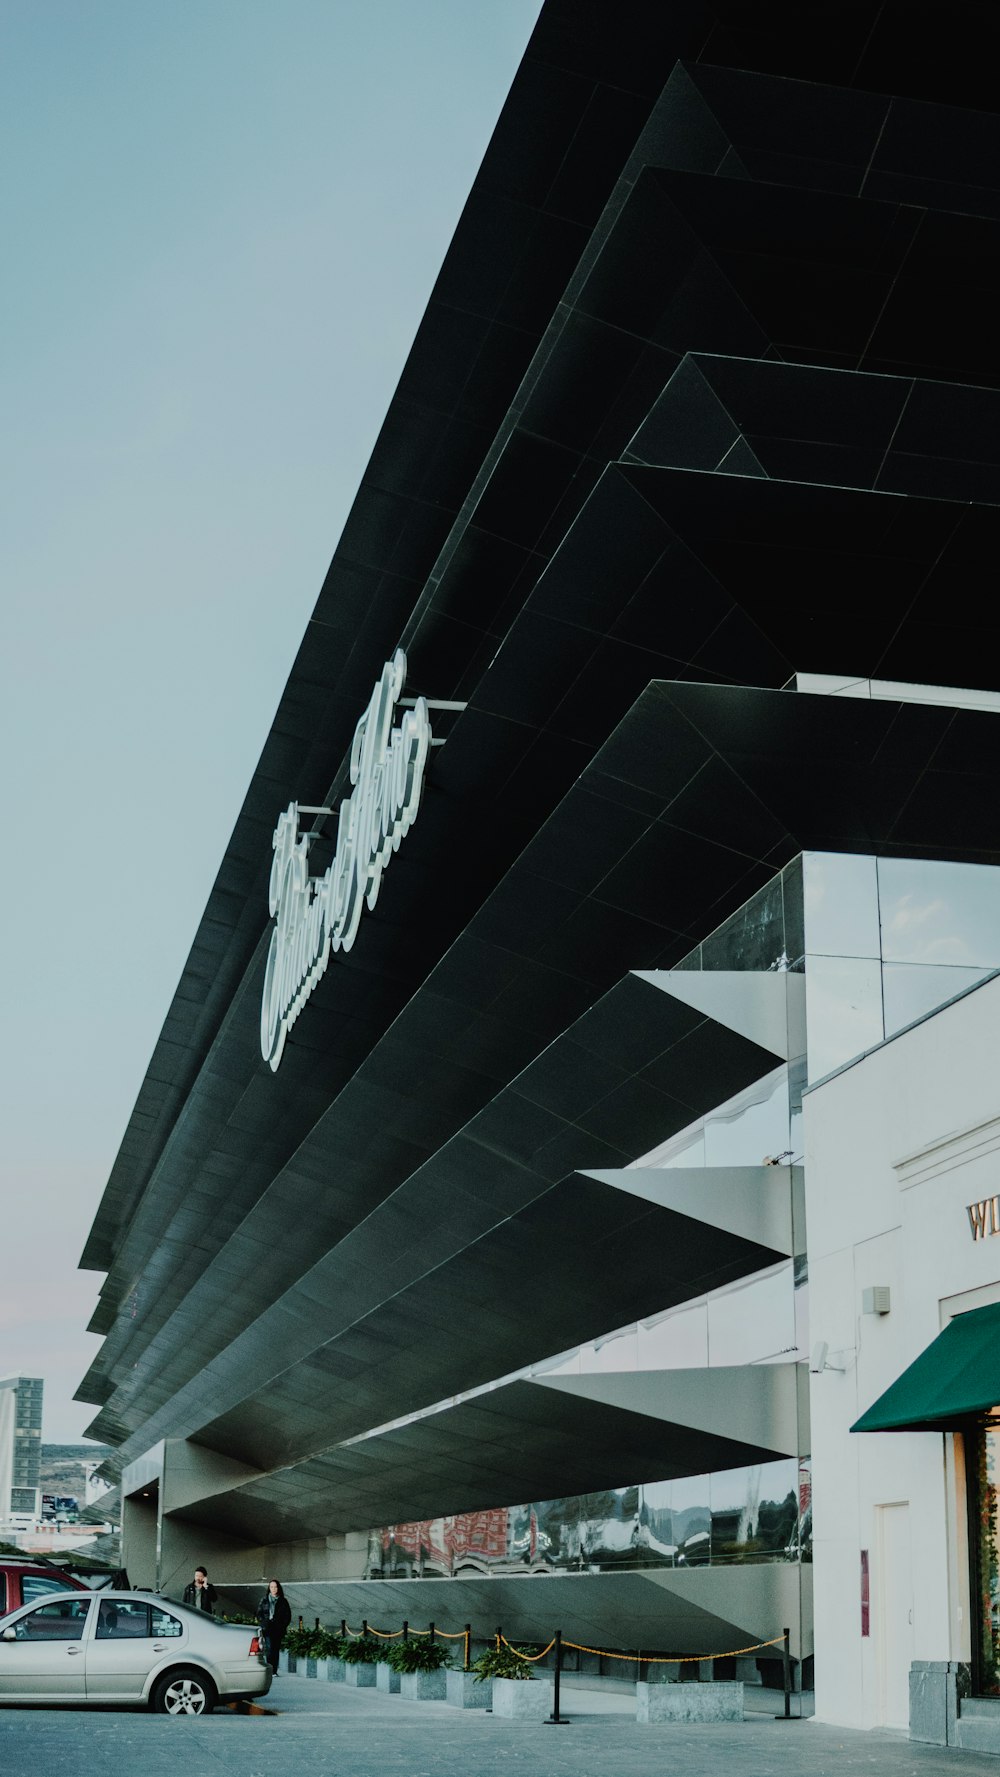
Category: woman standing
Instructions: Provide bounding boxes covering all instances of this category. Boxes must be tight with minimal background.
[256,1578,292,1674]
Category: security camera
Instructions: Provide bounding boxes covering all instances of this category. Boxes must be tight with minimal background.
[810,1341,828,1374]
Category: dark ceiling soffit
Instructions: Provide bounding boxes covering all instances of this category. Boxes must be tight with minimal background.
[175,1371,797,1539]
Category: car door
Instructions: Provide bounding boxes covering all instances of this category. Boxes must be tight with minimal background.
[85,1597,185,1700]
[0,1595,93,1701]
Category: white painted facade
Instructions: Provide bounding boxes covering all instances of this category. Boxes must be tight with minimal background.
[804,970,1000,1730]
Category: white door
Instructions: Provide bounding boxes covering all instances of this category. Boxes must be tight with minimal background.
[876,1502,914,1729]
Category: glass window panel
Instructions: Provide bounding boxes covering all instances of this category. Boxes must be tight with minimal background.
[671,1475,711,1566]
[700,874,786,972]
[15,1599,89,1640]
[782,856,805,966]
[150,1606,183,1638]
[97,1599,150,1639]
[636,1303,708,1369]
[708,1268,794,1364]
[973,1423,1000,1695]
[882,961,991,1036]
[803,852,880,958]
[878,857,1000,968]
[805,954,883,1081]
[19,1575,77,1606]
[703,1067,789,1166]
[710,1459,799,1564]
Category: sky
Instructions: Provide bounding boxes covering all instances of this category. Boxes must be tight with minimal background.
[0,0,541,1443]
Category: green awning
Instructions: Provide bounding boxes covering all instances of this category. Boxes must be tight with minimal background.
[852,1300,1000,1434]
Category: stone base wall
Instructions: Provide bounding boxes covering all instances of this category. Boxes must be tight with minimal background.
[637,1681,744,1723]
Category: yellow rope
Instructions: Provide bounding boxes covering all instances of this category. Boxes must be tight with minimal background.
[562,1633,786,1663]
[499,1635,556,1662]
[337,1623,785,1667]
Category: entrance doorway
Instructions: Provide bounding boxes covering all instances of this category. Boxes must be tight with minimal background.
[875,1501,914,1728]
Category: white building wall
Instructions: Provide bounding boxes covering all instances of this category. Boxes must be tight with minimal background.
[805,970,1000,1729]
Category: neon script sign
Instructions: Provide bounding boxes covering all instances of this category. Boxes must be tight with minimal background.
[260,650,431,1070]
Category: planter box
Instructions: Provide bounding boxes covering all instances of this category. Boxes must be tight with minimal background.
[491,1676,553,1720]
[377,1661,401,1693]
[637,1681,744,1723]
[327,1658,346,1683]
[345,1662,377,1687]
[446,1669,491,1710]
[400,1668,448,1701]
[279,1652,296,1675]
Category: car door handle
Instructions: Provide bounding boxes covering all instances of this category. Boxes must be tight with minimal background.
[152,1643,166,1652]
[67,1648,81,1656]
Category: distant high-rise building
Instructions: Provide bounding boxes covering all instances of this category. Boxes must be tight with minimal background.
[0,1377,44,1518]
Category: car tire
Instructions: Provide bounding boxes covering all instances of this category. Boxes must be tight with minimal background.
[151,1667,217,1715]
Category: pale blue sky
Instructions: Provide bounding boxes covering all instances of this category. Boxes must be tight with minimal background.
[0,0,540,1441]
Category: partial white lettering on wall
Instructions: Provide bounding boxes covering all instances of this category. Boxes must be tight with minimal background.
[260,649,431,1070]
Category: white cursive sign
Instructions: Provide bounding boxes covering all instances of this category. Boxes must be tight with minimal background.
[260,649,431,1070]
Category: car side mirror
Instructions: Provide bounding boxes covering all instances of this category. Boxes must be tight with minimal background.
[2,1629,16,1641]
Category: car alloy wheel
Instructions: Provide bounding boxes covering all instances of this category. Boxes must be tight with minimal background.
[155,1670,214,1714]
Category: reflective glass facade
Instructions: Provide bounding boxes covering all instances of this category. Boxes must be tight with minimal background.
[365,1457,810,1580]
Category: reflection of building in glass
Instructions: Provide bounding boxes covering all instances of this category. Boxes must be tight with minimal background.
[0,1377,44,1519]
[75,0,1000,1736]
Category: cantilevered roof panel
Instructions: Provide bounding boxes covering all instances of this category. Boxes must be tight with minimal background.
[168,1363,804,1542]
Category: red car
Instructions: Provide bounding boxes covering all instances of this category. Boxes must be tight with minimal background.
[0,1559,87,1616]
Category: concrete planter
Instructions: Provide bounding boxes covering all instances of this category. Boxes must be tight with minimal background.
[327,1658,346,1683]
[400,1668,448,1701]
[491,1676,553,1720]
[345,1662,377,1687]
[637,1681,745,1723]
[377,1661,401,1693]
[446,1669,491,1709]
[279,1651,296,1675]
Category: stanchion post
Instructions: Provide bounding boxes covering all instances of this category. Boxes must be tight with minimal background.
[780,1626,791,1719]
[362,1618,368,1639]
[429,1621,435,1645]
[298,1615,303,1632]
[545,1628,569,1725]
[340,1619,347,1639]
[464,1624,471,1672]
[496,1625,502,1650]
[403,1619,409,1642]
[315,1617,320,1631]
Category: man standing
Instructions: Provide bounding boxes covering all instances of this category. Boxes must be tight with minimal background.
[183,1566,218,1613]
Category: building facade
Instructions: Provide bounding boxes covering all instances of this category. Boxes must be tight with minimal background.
[78,0,1000,1728]
[0,1377,44,1524]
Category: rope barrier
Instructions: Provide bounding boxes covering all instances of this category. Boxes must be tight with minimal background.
[499,1634,556,1662]
[562,1633,787,1663]
[322,1622,787,1670]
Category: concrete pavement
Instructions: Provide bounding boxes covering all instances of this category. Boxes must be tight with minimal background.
[3,1670,999,1777]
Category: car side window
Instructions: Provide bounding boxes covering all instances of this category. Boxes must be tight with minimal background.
[20,1575,77,1607]
[96,1600,150,1639]
[14,1599,89,1641]
[150,1606,183,1639]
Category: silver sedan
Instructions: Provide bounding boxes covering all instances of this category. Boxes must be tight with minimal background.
[0,1589,271,1713]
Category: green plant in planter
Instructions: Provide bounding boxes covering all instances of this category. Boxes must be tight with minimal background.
[341,1633,382,1664]
[471,1642,539,1682]
[385,1638,452,1674]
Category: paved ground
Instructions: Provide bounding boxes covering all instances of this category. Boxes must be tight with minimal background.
[3,1671,999,1777]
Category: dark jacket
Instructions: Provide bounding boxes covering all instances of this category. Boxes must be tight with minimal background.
[183,1579,218,1613]
[257,1592,292,1638]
